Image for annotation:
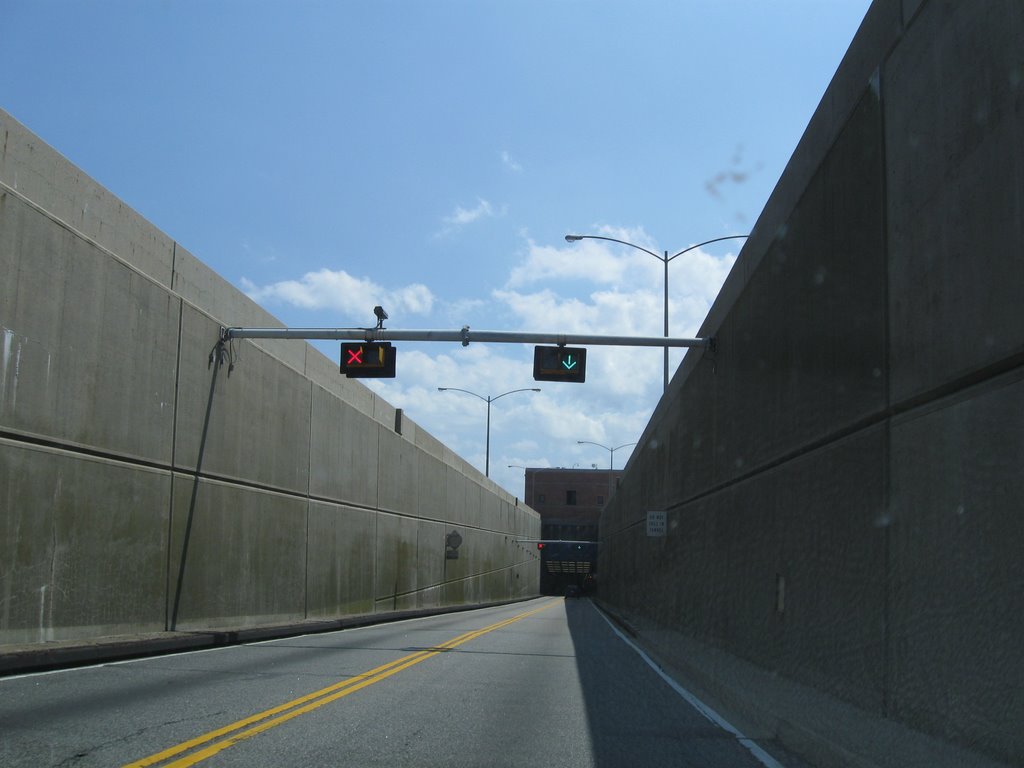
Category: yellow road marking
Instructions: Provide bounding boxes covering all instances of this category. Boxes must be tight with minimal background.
[123,600,558,768]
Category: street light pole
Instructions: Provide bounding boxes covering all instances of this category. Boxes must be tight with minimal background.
[565,233,749,391]
[664,252,670,387]
[438,387,540,477]
[576,440,638,470]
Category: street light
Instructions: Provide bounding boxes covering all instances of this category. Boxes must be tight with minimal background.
[437,387,540,477]
[576,440,638,470]
[565,233,749,391]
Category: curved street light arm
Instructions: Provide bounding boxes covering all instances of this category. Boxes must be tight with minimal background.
[438,387,540,404]
[437,386,488,403]
[666,234,749,263]
[566,231,748,393]
[489,387,542,403]
[564,234,662,261]
[577,439,637,470]
[565,233,749,263]
[576,440,637,452]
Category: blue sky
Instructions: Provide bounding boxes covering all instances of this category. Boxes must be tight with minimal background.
[2,0,871,496]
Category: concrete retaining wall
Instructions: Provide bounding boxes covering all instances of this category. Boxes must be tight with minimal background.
[598,1,1023,765]
[0,108,540,645]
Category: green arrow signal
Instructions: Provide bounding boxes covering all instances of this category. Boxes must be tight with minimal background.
[533,345,586,383]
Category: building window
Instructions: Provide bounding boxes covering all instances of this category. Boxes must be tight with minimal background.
[566,490,577,505]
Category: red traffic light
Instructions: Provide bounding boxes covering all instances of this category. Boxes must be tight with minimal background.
[536,542,545,550]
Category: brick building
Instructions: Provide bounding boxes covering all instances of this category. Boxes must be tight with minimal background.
[522,468,622,595]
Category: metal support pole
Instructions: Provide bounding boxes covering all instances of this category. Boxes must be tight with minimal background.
[221,326,710,349]
[577,440,637,471]
[485,396,492,477]
[563,233,749,391]
[663,251,670,392]
[439,386,538,479]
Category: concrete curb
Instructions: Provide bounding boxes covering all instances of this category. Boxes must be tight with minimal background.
[0,598,535,676]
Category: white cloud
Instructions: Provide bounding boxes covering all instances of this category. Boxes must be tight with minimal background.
[506,239,629,288]
[443,297,487,322]
[240,269,434,317]
[500,150,523,173]
[437,199,504,235]
[363,338,664,493]
[499,236,738,337]
[492,287,661,337]
[491,234,739,400]
[448,199,494,226]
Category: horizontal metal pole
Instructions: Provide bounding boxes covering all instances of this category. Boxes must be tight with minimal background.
[222,326,710,348]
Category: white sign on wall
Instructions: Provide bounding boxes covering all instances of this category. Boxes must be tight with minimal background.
[646,510,667,537]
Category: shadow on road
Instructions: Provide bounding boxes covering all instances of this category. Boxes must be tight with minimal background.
[563,597,769,768]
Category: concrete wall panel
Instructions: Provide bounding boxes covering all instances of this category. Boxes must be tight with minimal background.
[174,307,311,494]
[444,465,471,527]
[711,89,886,487]
[168,475,307,630]
[0,440,170,644]
[416,519,447,606]
[376,427,418,515]
[303,344,377,420]
[0,113,175,288]
[416,452,447,521]
[380,514,436,606]
[308,383,379,507]
[885,0,1024,402]
[306,501,375,618]
[888,371,1024,759]
[171,244,306,374]
[0,193,179,463]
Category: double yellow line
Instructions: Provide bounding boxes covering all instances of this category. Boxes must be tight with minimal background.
[124,600,558,768]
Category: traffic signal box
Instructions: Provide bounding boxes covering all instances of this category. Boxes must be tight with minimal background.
[533,345,586,383]
[340,342,397,378]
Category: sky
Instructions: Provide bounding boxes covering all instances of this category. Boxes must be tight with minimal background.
[1,0,872,497]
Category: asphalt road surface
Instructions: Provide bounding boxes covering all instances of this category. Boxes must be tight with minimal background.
[0,598,796,767]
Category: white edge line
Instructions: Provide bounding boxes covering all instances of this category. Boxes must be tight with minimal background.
[592,602,787,768]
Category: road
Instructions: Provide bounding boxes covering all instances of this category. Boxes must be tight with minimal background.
[0,598,797,767]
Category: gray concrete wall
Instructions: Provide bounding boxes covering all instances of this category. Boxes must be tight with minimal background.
[0,108,540,645]
[597,1,1023,766]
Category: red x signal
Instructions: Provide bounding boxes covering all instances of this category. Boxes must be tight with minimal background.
[340,342,396,378]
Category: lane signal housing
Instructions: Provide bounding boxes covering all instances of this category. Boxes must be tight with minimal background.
[340,342,397,378]
[533,346,586,383]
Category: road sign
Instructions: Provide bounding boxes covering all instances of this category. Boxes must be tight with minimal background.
[445,530,463,560]
[533,346,586,383]
[646,511,667,537]
[340,342,397,378]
